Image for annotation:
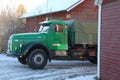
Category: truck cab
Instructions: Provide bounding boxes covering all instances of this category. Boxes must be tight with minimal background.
[7,19,97,69]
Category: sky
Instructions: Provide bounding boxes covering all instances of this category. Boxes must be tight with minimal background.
[0,0,46,12]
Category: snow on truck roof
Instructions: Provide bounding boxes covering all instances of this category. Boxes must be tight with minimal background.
[20,0,85,19]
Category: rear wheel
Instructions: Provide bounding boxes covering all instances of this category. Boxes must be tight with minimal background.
[89,46,97,64]
[88,57,97,64]
[17,56,27,65]
[27,49,48,69]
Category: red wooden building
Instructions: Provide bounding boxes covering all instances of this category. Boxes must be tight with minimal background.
[96,0,120,80]
[20,0,98,32]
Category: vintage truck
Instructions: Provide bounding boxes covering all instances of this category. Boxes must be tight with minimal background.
[7,19,97,69]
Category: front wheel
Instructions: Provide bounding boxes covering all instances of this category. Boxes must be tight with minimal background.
[17,56,27,65]
[27,49,48,69]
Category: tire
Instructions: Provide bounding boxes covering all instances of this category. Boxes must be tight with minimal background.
[88,57,97,64]
[27,49,48,69]
[17,56,27,65]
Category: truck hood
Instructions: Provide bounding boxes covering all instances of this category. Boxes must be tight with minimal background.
[11,32,47,40]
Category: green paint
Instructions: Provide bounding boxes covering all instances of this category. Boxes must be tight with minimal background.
[8,20,68,55]
[7,19,97,56]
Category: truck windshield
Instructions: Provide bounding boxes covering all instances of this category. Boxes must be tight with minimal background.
[39,25,49,32]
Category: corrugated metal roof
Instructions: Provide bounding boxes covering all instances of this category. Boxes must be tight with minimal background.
[20,0,85,19]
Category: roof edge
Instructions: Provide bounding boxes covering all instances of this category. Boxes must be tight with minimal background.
[19,10,66,19]
[67,0,85,12]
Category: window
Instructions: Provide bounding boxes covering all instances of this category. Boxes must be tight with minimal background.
[52,24,63,32]
[39,25,49,32]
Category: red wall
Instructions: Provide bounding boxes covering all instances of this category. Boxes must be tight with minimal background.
[101,0,120,80]
[26,11,67,32]
[70,0,98,22]
[26,0,98,32]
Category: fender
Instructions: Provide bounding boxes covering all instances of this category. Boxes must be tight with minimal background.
[23,42,51,60]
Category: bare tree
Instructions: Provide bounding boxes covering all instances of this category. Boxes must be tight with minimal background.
[0,0,26,53]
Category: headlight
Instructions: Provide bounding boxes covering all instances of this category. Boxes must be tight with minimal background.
[7,39,12,53]
[20,43,23,48]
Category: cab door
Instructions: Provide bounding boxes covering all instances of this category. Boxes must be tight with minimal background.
[48,22,68,50]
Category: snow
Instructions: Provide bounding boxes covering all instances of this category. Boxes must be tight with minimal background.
[66,75,96,80]
[0,54,97,80]
[20,0,84,18]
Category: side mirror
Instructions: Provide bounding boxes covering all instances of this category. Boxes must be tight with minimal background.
[56,25,63,32]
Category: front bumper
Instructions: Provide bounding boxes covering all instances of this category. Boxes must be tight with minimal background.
[7,52,21,57]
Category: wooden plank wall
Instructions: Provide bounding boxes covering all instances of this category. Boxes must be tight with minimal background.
[101,0,120,80]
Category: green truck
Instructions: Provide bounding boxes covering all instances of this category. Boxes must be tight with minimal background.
[7,19,97,69]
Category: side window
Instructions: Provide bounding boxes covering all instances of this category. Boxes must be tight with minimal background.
[52,24,63,32]
[64,24,68,30]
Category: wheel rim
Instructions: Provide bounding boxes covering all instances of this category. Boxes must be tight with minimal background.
[33,54,44,65]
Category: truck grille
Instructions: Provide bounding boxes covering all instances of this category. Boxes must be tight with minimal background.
[7,39,12,53]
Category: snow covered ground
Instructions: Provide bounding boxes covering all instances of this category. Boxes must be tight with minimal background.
[0,54,97,80]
